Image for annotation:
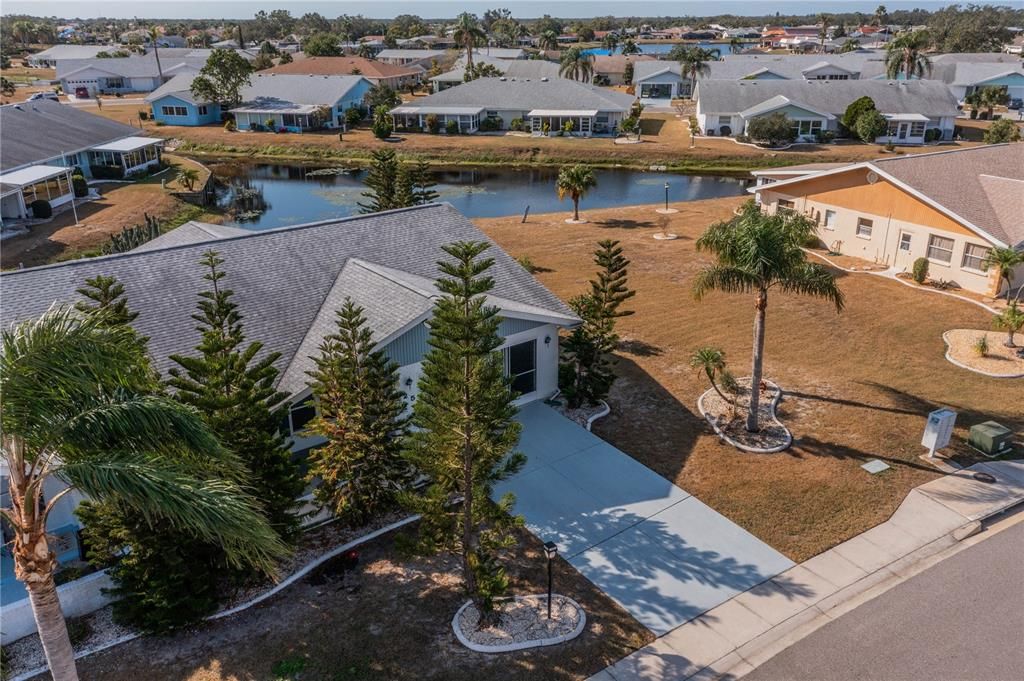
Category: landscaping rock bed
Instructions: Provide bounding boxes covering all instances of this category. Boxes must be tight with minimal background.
[553,400,609,430]
[943,329,1024,378]
[453,594,585,652]
[698,378,792,453]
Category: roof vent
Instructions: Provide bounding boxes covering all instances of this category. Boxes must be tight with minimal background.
[499,76,506,81]
[541,76,549,82]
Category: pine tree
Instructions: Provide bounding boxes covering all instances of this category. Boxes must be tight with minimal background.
[167,250,303,540]
[394,165,416,209]
[411,160,439,204]
[358,148,399,213]
[306,299,411,525]
[590,239,636,321]
[75,274,139,325]
[402,242,525,612]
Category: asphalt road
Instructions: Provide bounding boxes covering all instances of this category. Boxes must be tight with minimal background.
[746,520,1024,681]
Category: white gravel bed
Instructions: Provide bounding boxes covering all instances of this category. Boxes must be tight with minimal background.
[699,377,791,453]
[453,594,586,652]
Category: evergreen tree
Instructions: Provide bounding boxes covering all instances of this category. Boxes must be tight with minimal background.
[411,160,439,204]
[590,239,636,320]
[74,275,139,325]
[394,166,416,209]
[358,148,400,213]
[402,242,525,612]
[167,250,303,540]
[306,299,411,525]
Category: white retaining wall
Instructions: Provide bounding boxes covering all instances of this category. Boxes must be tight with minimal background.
[1,570,115,644]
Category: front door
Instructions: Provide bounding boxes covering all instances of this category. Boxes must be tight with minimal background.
[898,123,909,140]
[897,231,913,267]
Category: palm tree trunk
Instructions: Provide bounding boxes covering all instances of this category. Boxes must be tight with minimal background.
[573,196,580,221]
[19,536,79,681]
[747,288,768,432]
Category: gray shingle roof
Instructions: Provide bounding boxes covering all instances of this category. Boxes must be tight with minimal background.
[130,221,250,252]
[699,51,887,81]
[0,100,140,171]
[696,79,960,117]
[431,57,561,83]
[394,77,635,113]
[632,61,683,83]
[144,73,202,104]
[56,54,209,79]
[233,74,369,110]
[0,204,577,395]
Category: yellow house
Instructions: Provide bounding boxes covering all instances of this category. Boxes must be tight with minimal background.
[752,144,1024,297]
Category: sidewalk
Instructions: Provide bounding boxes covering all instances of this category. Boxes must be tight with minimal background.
[589,459,1024,681]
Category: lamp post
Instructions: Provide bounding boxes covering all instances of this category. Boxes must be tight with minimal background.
[664,182,669,211]
[543,541,558,619]
[656,180,678,215]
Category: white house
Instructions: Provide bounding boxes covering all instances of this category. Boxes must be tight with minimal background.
[632,62,690,99]
[695,79,960,143]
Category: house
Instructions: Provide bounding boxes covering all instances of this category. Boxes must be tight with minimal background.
[632,61,690,98]
[57,54,208,96]
[264,56,424,90]
[0,100,163,221]
[751,144,1024,296]
[27,44,121,68]
[470,47,526,60]
[430,56,561,91]
[703,51,887,81]
[390,76,636,135]
[148,73,372,130]
[591,54,658,86]
[0,203,579,636]
[376,49,448,67]
[695,79,960,143]
[927,55,1024,102]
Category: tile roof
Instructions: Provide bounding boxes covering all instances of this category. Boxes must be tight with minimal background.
[0,204,577,394]
[265,56,422,79]
[0,100,139,171]
[396,77,635,113]
[873,144,1024,248]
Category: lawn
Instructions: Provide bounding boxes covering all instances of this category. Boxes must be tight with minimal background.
[476,196,1023,562]
[57,527,652,681]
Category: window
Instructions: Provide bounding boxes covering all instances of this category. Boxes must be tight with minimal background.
[717,115,731,127]
[790,119,823,138]
[899,233,912,251]
[910,121,925,137]
[289,397,317,434]
[161,105,187,116]
[777,198,795,213]
[282,114,297,127]
[504,339,537,396]
[486,110,498,118]
[961,243,991,271]
[823,209,837,230]
[926,234,955,263]
[106,77,125,89]
[198,105,208,115]
[856,217,873,238]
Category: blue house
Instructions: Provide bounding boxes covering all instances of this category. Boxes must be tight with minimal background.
[146,72,371,130]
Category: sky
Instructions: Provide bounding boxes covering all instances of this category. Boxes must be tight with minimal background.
[3,1,999,21]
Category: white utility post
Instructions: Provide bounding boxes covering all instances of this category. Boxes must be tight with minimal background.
[922,408,956,459]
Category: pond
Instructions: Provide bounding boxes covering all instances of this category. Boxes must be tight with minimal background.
[211,163,751,230]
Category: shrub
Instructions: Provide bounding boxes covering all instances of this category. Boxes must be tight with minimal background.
[509,117,524,131]
[841,96,876,131]
[425,113,441,133]
[563,119,574,134]
[478,116,501,132]
[735,133,750,143]
[746,113,797,147]
[912,257,929,284]
[90,165,125,180]
[30,199,52,218]
[372,105,393,139]
[983,118,1022,144]
[855,110,888,144]
[65,616,92,646]
[445,119,459,135]
[720,124,733,137]
[154,120,166,126]
[884,140,896,152]
[924,128,943,143]
[138,110,148,120]
[344,106,363,129]
[223,118,236,131]
[973,335,989,357]
[265,118,276,129]
[620,116,639,134]
[516,255,538,273]
[71,173,88,197]
[815,130,836,144]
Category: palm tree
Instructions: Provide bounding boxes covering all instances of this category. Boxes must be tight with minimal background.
[874,5,888,26]
[885,30,932,80]
[675,46,716,99]
[13,20,35,47]
[729,37,745,54]
[690,346,737,405]
[693,202,845,432]
[559,46,594,82]
[993,302,1024,347]
[817,14,831,52]
[1,307,288,681]
[148,27,163,81]
[453,12,485,72]
[355,42,374,59]
[839,39,862,53]
[620,38,640,55]
[556,164,597,222]
[538,30,559,52]
[983,247,1024,299]
[176,167,200,190]
[602,33,619,53]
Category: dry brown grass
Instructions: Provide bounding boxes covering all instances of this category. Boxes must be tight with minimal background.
[61,528,652,681]
[476,197,1023,562]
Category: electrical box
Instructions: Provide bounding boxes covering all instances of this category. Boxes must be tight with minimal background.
[922,408,956,455]
[969,421,1013,457]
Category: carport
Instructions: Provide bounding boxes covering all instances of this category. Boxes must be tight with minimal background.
[497,402,793,635]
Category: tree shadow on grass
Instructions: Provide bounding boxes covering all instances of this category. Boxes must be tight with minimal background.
[595,218,658,230]
[618,338,664,357]
[787,434,939,474]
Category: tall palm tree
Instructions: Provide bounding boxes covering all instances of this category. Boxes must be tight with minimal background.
[817,14,832,52]
[993,301,1024,347]
[559,46,594,82]
[556,164,597,222]
[453,12,485,72]
[148,27,164,81]
[538,29,559,52]
[620,38,640,55]
[1,307,288,681]
[874,5,888,26]
[602,33,619,53]
[885,30,932,79]
[690,346,737,405]
[839,38,862,53]
[675,46,716,99]
[983,247,1024,299]
[729,37,745,54]
[693,202,845,432]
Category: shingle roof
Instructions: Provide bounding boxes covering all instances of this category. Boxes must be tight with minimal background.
[431,57,561,83]
[701,51,886,80]
[632,61,683,83]
[130,221,250,252]
[265,56,422,79]
[873,144,1024,248]
[0,204,578,394]
[30,45,117,61]
[144,72,202,104]
[395,77,635,113]
[0,100,140,171]
[376,49,447,60]
[696,79,959,117]
[233,74,370,110]
[56,54,209,79]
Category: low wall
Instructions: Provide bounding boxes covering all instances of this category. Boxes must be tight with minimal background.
[1,570,115,645]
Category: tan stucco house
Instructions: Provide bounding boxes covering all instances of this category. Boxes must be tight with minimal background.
[752,144,1024,297]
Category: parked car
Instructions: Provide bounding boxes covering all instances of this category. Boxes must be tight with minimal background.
[74,86,90,99]
[27,91,59,102]
[1009,98,1023,110]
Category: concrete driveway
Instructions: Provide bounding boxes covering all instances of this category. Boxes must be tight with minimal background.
[639,97,675,112]
[497,402,793,635]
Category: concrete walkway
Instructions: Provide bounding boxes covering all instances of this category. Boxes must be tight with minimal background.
[589,459,1024,681]
[499,403,793,635]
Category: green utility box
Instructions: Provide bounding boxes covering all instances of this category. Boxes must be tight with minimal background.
[968,421,1013,457]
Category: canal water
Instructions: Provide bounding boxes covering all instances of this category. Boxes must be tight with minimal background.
[212,163,751,230]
